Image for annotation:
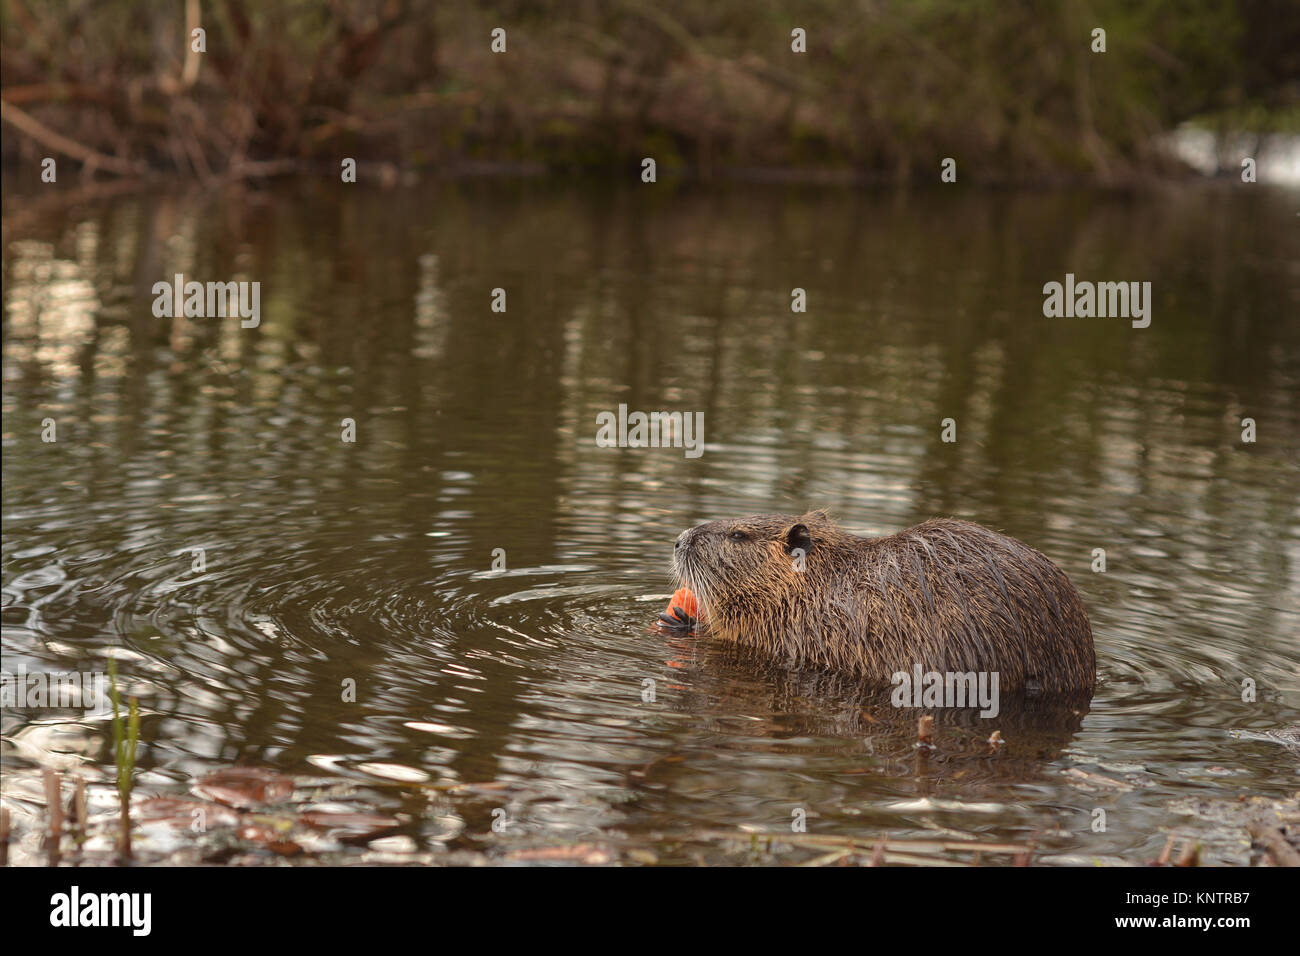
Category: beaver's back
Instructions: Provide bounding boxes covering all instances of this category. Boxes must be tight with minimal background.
[830,518,1094,692]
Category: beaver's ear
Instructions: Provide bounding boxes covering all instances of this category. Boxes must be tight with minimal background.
[785,523,813,555]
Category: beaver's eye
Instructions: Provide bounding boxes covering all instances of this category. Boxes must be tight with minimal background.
[728,530,748,541]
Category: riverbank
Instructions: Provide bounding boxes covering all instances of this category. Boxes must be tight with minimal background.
[3,1,1296,186]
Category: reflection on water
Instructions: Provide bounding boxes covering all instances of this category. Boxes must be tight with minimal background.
[2,179,1299,865]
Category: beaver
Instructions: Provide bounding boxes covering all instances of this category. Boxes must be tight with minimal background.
[661,511,1095,694]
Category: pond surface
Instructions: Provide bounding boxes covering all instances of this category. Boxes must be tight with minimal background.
[2,178,1298,865]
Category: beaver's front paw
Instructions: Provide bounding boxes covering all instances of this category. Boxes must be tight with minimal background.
[657,605,697,631]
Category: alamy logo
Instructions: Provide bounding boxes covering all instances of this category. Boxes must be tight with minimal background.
[49,886,151,936]
[595,403,705,459]
[151,273,261,327]
[1,666,110,717]
[1042,273,1151,328]
[891,666,1000,717]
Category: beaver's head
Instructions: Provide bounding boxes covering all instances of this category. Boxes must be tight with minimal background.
[671,510,836,619]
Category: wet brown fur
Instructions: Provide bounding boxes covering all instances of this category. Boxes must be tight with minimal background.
[671,511,1095,694]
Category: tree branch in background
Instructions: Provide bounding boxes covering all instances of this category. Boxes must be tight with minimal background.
[0,99,148,176]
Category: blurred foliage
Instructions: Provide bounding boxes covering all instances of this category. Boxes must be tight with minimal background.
[1,0,1296,182]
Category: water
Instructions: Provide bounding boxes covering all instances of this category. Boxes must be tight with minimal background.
[3,178,1298,865]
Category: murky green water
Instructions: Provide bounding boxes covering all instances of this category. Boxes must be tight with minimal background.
[3,179,1298,865]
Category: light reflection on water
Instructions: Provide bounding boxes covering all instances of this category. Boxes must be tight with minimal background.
[2,180,1298,865]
